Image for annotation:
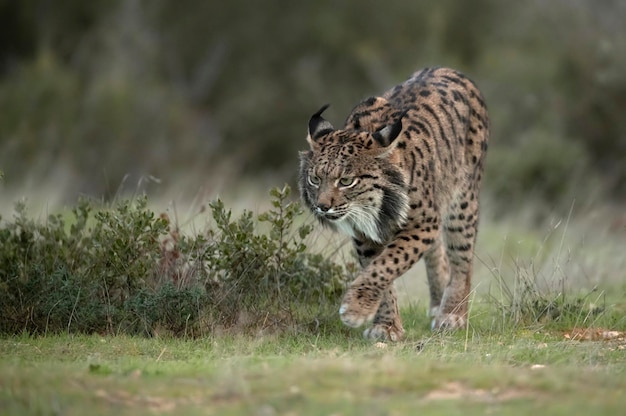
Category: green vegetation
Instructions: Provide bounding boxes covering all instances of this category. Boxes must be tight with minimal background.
[2,308,625,415]
[1,187,625,413]
[0,186,350,337]
[1,1,625,206]
[2,2,626,414]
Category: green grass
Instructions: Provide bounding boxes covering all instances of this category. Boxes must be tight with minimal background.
[2,305,626,415]
[2,191,626,415]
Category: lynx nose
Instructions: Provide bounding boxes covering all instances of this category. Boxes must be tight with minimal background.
[316,202,331,213]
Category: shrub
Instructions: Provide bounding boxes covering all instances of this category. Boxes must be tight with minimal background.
[0,186,350,336]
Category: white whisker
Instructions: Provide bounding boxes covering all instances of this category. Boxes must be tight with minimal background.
[345,204,383,243]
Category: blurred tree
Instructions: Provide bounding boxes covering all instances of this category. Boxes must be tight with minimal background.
[0,0,624,206]
[0,0,115,70]
[0,0,36,70]
[553,2,626,193]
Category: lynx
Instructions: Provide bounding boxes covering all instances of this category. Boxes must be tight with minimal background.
[299,67,489,341]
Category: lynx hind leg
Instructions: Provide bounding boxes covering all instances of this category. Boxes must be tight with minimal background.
[433,194,480,331]
[363,285,405,342]
[423,235,449,318]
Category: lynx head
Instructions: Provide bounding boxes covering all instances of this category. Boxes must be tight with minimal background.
[298,101,410,244]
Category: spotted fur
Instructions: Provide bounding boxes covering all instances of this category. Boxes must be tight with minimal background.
[299,67,489,341]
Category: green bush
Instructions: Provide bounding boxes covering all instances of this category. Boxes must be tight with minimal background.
[0,186,350,336]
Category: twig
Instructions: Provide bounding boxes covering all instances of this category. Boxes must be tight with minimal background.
[67,288,81,333]
[156,347,167,362]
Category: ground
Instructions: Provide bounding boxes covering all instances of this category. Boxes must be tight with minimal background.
[1,194,625,415]
[2,307,626,415]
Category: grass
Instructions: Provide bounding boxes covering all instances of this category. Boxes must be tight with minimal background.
[2,304,626,415]
[2,186,625,414]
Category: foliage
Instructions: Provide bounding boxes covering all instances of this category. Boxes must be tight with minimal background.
[0,1,625,205]
[0,186,350,336]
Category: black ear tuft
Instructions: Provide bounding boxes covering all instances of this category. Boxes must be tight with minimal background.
[372,116,403,147]
[308,104,334,140]
[312,103,330,119]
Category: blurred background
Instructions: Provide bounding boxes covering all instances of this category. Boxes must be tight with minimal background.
[0,0,625,215]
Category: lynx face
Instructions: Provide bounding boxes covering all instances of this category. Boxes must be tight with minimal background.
[299,106,409,244]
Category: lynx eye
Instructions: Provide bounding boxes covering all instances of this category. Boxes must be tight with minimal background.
[338,177,357,188]
[308,174,321,187]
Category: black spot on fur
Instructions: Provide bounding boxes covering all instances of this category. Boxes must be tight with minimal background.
[449,243,472,251]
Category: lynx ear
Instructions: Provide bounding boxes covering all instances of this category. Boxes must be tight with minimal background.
[371,114,405,158]
[307,104,334,149]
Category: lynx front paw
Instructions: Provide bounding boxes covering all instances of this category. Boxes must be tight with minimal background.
[339,285,380,328]
[363,323,405,342]
[431,313,467,331]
